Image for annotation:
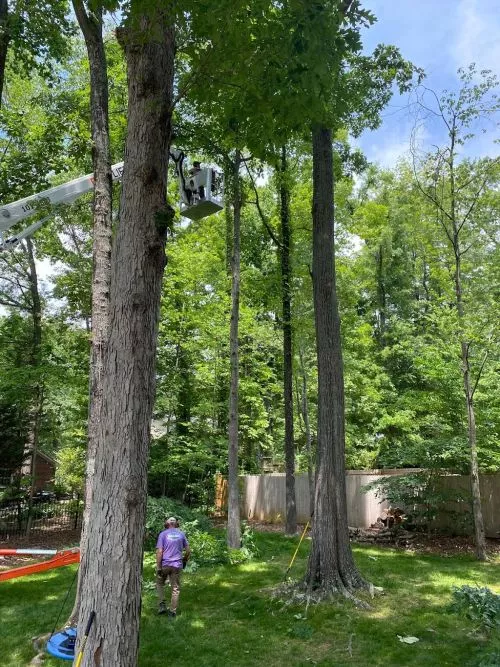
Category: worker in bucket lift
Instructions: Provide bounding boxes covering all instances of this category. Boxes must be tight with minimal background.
[188,161,205,201]
[156,517,190,617]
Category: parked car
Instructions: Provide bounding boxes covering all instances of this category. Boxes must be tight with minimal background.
[31,490,57,504]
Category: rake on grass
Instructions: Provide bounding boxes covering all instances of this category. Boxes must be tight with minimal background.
[283,520,310,580]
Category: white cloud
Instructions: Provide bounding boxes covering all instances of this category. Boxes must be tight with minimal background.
[367,140,410,169]
[451,0,500,72]
[358,115,431,170]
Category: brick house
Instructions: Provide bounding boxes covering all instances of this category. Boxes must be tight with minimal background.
[0,451,56,491]
[30,451,56,491]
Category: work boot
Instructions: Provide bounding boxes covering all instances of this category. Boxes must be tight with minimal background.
[167,609,176,619]
[158,602,167,615]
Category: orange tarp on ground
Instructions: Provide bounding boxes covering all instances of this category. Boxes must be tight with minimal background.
[0,548,80,582]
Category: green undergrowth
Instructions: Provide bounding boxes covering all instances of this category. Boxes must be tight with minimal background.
[0,531,498,666]
[146,497,258,567]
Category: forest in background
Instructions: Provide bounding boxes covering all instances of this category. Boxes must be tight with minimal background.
[0,26,497,508]
[0,3,498,662]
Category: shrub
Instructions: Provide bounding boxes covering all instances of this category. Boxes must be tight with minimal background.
[362,470,471,534]
[449,585,500,632]
[145,496,212,547]
[187,529,228,566]
[145,497,257,568]
[241,521,259,559]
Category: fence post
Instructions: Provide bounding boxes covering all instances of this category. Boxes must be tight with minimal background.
[16,498,23,533]
[73,494,80,530]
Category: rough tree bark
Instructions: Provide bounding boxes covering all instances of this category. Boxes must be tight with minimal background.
[375,244,386,345]
[227,151,242,549]
[304,125,367,596]
[246,152,297,531]
[21,238,43,532]
[279,146,297,535]
[298,347,314,517]
[68,0,113,626]
[75,7,175,665]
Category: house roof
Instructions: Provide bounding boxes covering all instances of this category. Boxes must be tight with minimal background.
[36,451,56,467]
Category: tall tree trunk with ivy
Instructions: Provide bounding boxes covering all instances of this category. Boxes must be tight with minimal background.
[76,6,175,664]
[305,125,367,596]
[22,238,43,533]
[298,347,314,517]
[68,0,113,626]
[227,151,242,549]
[279,146,297,535]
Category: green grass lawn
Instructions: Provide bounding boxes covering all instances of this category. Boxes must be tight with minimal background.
[0,532,498,666]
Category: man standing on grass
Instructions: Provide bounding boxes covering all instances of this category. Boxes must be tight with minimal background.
[156,517,190,617]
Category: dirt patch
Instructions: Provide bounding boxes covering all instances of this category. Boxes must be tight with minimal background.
[390,535,500,558]
[220,520,500,558]
[0,529,80,551]
[0,529,81,571]
[211,518,291,534]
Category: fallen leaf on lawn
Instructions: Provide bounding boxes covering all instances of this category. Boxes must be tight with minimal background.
[397,635,420,644]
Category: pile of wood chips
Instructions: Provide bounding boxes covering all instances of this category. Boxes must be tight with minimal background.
[349,508,417,546]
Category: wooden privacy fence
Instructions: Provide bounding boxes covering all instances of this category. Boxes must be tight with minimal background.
[214,471,500,538]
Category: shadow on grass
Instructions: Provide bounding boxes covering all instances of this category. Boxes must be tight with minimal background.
[138,537,499,666]
[0,533,498,667]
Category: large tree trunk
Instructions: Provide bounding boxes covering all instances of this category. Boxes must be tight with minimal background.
[22,238,43,533]
[304,125,367,595]
[298,347,314,517]
[75,8,175,666]
[279,146,297,535]
[375,245,386,345]
[68,0,113,626]
[227,152,242,549]
[461,338,486,560]
[453,247,487,561]
[176,347,192,435]
[0,0,9,108]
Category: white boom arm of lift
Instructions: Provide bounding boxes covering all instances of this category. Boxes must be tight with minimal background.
[0,163,124,250]
[0,152,223,251]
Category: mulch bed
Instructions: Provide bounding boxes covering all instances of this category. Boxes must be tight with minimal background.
[0,530,81,571]
[0,524,498,572]
[239,520,500,557]
[392,534,500,557]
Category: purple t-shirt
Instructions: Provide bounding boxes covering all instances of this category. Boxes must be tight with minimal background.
[156,528,188,568]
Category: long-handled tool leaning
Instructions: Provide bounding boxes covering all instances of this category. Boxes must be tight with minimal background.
[75,611,95,667]
[283,518,311,580]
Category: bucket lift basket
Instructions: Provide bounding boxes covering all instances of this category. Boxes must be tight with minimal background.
[171,151,224,221]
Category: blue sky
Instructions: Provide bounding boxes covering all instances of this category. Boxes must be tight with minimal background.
[356,0,500,167]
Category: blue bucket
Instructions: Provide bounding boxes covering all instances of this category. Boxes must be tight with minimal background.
[46,627,77,660]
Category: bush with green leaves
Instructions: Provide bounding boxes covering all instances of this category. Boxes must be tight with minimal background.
[450,585,500,632]
[145,496,212,547]
[145,496,258,567]
[363,470,471,533]
[187,528,229,566]
[241,521,259,558]
[477,651,500,667]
